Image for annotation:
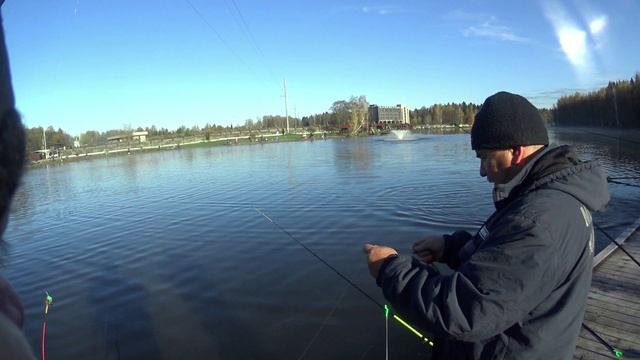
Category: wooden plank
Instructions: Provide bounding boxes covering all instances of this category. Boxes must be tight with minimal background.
[585,309,640,326]
[587,293,640,315]
[592,270,640,287]
[590,278,640,296]
[577,223,640,359]
[588,282,640,303]
[585,299,640,320]
[582,312,640,337]
[576,334,618,359]
[583,318,640,347]
[596,264,639,279]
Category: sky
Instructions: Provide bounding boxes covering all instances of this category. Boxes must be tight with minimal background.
[2,0,640,136]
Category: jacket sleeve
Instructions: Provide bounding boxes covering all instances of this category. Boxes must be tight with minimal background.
[377,215,559,342]
[441,230,473,270]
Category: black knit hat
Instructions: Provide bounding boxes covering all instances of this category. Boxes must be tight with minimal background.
[471,91,548,150]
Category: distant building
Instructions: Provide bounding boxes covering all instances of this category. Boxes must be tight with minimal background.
[107,135,129,143]
[369,104,410,125]
[132,131,148,143]
[107,131,148,144]
[73,137,80,148]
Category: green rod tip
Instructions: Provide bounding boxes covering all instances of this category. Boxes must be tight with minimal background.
[614,349,623,358]
[384,304,389,317]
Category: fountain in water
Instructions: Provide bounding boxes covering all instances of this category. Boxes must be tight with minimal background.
[389,129,414,141]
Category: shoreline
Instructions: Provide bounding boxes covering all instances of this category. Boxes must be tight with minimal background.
[28,131,334,168]
[33,123,640,169]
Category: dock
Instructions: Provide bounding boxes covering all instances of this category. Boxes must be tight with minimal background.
[575,219,640,359]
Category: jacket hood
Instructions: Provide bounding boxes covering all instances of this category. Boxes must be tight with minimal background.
[514,145,610,212]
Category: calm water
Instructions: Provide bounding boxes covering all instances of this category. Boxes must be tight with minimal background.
[4,128,640,359]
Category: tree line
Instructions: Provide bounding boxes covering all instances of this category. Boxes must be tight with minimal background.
[23,73,640,153]
[553,73,640,127]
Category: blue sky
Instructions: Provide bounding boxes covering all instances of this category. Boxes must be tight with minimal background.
[3,0,639,135]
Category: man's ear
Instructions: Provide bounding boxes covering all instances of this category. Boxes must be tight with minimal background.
[511,146,526,165]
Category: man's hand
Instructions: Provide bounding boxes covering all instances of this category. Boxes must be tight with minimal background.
[363,243,398,278]
[412,235,444,264]
[0,277,24,327]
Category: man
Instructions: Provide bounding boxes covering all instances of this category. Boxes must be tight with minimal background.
[364,91,610,359]
[0,8,37,360]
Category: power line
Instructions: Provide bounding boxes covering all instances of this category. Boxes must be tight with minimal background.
[226,0,279,85]
[182,0,270,90]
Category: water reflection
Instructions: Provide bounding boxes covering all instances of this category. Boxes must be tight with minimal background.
[332,139,373,174]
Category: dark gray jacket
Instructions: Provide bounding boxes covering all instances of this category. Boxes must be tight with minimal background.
[377,145,610,359]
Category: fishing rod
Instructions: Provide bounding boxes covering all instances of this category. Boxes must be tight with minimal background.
[594,223,640,268]
[254,208,436,353]
[41,291,53,360]
[582,323,623,358]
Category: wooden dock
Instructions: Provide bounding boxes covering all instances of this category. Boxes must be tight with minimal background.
[575,219,640,359]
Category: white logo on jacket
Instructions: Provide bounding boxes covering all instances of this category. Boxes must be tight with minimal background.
[580,205,595,255]
[479,226,490,241]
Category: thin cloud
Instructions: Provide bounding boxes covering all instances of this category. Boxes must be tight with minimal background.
[444,10,486,21]
[361,5,406,16]
[445,11,529,43]
[463,17,529,42]
[526,84,608,107]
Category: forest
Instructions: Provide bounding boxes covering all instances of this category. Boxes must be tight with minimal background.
[552,73,640,127]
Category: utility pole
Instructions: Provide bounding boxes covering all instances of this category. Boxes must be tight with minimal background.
[42,128,48,159]
[283,79,289,134]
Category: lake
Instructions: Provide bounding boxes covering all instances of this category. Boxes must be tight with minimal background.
[4,127,640,359]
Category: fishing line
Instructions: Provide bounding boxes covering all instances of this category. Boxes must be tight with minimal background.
[594,223,640,268]
[255,208,383,308]
[607,176,640,180]
[607,179,640,189]
[296,283,349,360]
[254,208,435,350]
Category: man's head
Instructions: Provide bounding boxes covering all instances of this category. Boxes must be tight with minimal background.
[471,92,548,184]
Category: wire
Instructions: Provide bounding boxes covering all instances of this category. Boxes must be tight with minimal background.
[225,0,279,86]
[607,179,640,189]
[182,0,270,89]
[255,208,383,308]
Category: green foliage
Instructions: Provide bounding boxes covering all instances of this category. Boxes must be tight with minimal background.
[25,126,74,153]
[330,95,369,135]
[410,102,480,126]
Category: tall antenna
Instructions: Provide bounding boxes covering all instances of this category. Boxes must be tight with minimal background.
[284,79,289,133]
[42,128,48,159]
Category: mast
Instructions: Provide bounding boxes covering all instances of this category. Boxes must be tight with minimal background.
[42,128,48,159]
[284,79,289,134]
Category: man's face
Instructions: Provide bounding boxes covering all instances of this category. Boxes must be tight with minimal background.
[476,149,515,184]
